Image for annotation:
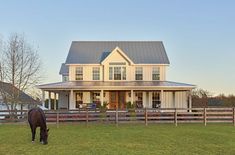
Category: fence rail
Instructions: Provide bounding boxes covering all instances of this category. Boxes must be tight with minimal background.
[0,108,235,127]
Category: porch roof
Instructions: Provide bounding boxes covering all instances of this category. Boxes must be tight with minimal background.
[37,81,195,90]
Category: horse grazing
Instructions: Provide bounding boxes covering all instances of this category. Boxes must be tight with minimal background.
[28,108,49,145]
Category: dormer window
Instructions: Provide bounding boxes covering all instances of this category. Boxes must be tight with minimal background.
[152,67,160,80]
[75,67,83,80]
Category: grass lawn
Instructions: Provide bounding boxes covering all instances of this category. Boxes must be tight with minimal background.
[0,123,235,155]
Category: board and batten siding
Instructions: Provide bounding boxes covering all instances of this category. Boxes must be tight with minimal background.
[68,64,166,81]
[69,65,103,81]
[162,91,188,108]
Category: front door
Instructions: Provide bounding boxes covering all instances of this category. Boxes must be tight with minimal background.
[109,91,126,109]
[118,92,126,109]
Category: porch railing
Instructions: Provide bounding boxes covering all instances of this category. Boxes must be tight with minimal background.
[0,108,235,127]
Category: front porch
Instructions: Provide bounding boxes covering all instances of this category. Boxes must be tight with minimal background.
[38,81,195,110]
[41,89,192,110]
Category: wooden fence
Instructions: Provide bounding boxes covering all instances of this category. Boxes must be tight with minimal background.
[0,108,235,127]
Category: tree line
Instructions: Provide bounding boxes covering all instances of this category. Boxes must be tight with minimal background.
[192,89,235,107]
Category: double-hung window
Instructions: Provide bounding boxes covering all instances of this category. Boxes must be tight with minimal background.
[114,67,122,80]
[152,67,160,80]
[92,67,100,80]
[135,67,143,80]
[75,67,83,80]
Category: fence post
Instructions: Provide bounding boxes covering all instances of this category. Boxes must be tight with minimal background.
[86,108,88,126]
[115,108,118,126]
[174,108,177,126]
[56,110,59,128]
[233,108,235,127]
[204,108,207,126]
[145,108,148,126]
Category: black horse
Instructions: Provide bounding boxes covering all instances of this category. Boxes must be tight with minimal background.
[28,108,49,145]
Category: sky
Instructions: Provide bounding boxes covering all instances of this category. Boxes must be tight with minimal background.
[0,0,234,95]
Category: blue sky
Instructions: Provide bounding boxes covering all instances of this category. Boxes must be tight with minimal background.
[0,0,235,95]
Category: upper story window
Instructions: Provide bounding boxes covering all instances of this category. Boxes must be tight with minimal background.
[135,67,143,80]
[114,67,121,80]
[92,67,100,80]
[152,67,160,80]
[109,64,126,80]
[75,67,83,80]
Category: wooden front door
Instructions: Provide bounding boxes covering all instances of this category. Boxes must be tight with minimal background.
[109,91,126,109]
[118,92,126,109]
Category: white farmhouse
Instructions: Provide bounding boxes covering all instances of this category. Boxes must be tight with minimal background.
[38,41,195,110]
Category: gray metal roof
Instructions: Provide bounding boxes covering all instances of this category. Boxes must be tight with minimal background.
[38,81,195,90]
[65,41,170,64]
[59,63,69,75]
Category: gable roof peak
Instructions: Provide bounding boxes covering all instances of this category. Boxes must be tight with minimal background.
[101,46,134,65]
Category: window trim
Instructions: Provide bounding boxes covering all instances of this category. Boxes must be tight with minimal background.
[135,67,143,81]
[109,65,127,81]
[75,67,83,81]
[152,67,160,81]
[152,91,161,108]
[92,67,100,81]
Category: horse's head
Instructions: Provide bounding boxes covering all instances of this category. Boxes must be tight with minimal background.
[41,128,49,145]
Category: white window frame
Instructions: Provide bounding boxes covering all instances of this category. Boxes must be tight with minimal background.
[135,67,143,81]
[152,67,160,81]
[109,63,126,81]
[152,91,161,108]
[75,67,83,80]
[92,67,100,80]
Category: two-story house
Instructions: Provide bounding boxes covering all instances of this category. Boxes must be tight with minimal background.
[38,41,195,110]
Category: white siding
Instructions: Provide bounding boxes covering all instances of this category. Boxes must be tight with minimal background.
[162,91,188,108]
[163,92,174,108]
[58,92,69,109]
[175,92,188,108]
[83,92,91,103]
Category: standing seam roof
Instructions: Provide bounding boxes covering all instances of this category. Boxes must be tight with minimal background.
[65,41,170,64]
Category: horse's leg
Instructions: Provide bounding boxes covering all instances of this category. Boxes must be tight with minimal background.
[29,123,35,143]
[32,126,36,142]
[40,128,42,142]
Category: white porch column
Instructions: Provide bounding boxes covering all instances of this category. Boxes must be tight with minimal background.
[48,91,51,110]
[54,92,57,110]
[69,90,75,109]
[189,90,192,112]
[42,90,45,107]
[100,90,104,106]
[161,90,164,108]
[131,90,134,105]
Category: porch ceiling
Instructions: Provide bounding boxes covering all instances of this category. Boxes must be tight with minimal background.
[37,81,196,90]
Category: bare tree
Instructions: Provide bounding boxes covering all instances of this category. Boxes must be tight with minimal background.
[0,33,41,114]
[191,88,212,107]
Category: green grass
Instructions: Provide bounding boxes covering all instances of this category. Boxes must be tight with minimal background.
[0,123,235,155]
